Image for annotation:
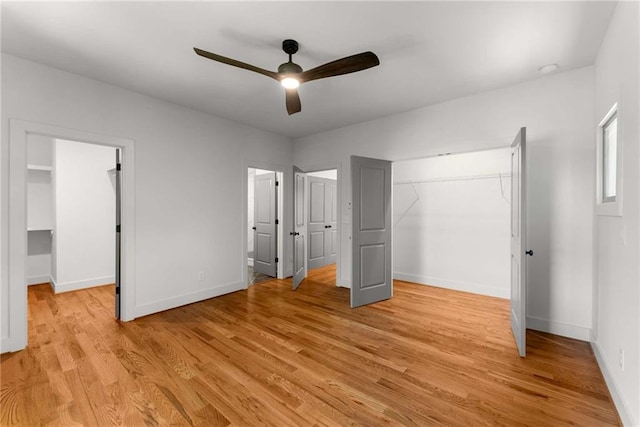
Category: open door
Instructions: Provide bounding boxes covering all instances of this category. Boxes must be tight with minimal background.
[115,148,121,319]
[292,166,307,289]
[253,171,278,277]
[351,155,392,308]
[510,127,527,357]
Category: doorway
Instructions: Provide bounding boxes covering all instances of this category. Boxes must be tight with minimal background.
[306,170,338,273]
[291,167,340,290]
[392,148,512,298]
[247,168,283,286]
[26,136,119,301]
[6,119,134,353]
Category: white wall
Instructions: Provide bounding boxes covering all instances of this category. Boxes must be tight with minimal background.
[1,53,293,348]
[393,149,511,298]
[293,66,595,341]
[53,139,115,292]
[592,2,640,425]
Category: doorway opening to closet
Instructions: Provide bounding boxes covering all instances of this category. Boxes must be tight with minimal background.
[26,135,120,313]
[392,147,512,299]
[247,168,284,286]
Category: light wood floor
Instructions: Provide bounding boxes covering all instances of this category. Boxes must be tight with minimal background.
[1,265,619,426]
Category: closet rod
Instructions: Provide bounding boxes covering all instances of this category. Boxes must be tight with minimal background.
[394,173,511,185]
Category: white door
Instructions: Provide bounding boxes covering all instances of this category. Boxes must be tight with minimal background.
[307,176,338,270]
[292,166,307,289]
[510,127,527,357]
[254,172,277,277]
[351,156,392,308]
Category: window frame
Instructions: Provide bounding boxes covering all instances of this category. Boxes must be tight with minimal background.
[596,103,622,216]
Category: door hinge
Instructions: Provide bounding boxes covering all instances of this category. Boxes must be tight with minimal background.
[116,163,121,171]
[116,224,121,232]
[275,257,279,263]
[115,287,120,295]
[275,181,279,186]
[275,219,279,225]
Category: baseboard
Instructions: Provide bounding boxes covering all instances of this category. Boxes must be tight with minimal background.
[591,335,636,426]
[134,281,245,319]
[27,275,51,286]
[53,275,115,294]
[1,335,26,354]
[248,258,254,267]
[526,316,591,341]
[393,272,509,299]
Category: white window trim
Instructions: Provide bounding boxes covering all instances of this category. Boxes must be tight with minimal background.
[596,103,622,217]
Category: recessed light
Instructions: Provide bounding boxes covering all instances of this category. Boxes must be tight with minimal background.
[538,64,559,74]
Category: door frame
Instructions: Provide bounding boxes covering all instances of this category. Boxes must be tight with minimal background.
[298,164,342,286]
[5,119,136,353]
[243,161,287,285]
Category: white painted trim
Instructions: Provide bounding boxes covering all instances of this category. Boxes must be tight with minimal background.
[52,276,115,294]
[247,257,254,267]
[591,334,635,427]
[526,316,591,342]
[5,119,136,354]
[595,103,622,217]
[27,275,51,286]
[134,281,245,319]
[394,272,509,299]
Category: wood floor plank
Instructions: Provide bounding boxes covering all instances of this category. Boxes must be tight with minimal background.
[1,269,620,426]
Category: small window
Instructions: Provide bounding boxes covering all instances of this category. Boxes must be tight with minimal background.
[601,112,617,203]
[596,103,621,216]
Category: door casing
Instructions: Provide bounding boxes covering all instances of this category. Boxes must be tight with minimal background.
[5,119,136,353]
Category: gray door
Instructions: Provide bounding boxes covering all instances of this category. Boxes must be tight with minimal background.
[115,148,121,319]
[510,127,527,357]
[351,156,392,308]
[292,166,307,289]
[253,171,277,277]
[307,176,337,270]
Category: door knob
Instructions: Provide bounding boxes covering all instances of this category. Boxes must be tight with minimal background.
[290,232,300,236]
[325,225,332,229]
[252,227,256,230]
[526,250,533,256]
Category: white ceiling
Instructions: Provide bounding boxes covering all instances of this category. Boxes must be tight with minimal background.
[1,1,616,139]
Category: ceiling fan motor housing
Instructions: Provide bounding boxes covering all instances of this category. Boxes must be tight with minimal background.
[279,39,303,75]
[282,39,299,55]
[278,61,303,74]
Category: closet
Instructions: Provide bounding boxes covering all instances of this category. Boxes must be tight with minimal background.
[26,136,116,292]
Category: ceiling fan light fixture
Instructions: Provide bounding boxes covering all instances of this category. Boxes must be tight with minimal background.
[281,76,300,89]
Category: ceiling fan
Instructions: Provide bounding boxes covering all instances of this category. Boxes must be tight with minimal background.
[193,39,380,115]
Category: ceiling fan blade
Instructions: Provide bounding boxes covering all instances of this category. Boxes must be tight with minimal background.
[285,88,301,115]
[299,51,380,83]
[193,47,279,81]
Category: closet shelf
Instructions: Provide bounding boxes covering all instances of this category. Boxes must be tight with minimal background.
[27,164,53,171]
[27,227,53,232]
